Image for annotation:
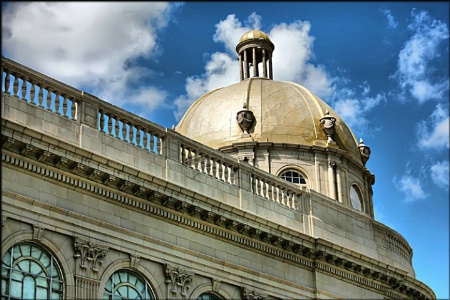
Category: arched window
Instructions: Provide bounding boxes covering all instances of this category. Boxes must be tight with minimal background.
[279,170,307,185]
[350,184,363,212]
[1,242,64,299]
[104,269,155,300]
[197,293,222,300]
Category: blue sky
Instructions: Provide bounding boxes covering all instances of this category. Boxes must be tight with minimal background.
[2,2,449,298]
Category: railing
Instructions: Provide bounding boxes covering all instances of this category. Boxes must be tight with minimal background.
[2,61,80,120]
[1,56,306,212]
[373,222,413,264]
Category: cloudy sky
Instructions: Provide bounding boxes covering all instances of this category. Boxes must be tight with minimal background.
[2,2,449,298]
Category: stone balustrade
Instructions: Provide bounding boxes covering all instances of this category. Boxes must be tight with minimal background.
[1,56,306,212]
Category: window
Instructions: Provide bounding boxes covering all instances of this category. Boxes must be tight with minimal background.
[197,293,222,300]
[1,243,64,299]
[279,170,307,185]
[350,184,363,212]
[104,270,155,300]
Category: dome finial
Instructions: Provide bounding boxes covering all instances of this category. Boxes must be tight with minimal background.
[236,30,275,81]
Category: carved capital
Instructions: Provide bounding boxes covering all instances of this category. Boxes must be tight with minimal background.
[165,263,194,297]
[73,237,108,273]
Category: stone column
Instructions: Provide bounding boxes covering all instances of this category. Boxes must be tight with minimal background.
[239,53,243,81]
[262,49,267,78]
[244,49,249,79]
[328,161,336,200]
[336,164,342,203]
[269,54,273,79]
[252,47,258,77]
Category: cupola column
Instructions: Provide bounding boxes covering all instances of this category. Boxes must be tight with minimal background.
[244,50,249,79]
[239,53,243,81]
[262,49,267,78]
[252,47,258,77]
[269,54,273,80]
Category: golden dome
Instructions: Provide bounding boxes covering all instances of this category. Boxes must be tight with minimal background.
[175,78,361,162]
[239,30,272,43]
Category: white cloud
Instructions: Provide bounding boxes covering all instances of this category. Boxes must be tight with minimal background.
[382,9,399,29]
[174,14,336,121]
[1,2,178,117]
[430,160,449,189]
[417,103,449,150]
[393,170,428,202]
[331,84,386,135]
[392,9,449,103]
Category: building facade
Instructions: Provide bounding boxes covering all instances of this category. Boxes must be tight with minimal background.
[1,30,435,299]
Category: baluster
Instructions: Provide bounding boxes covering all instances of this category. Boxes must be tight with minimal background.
[61,94,68,117]
[156,134,162,155]
[29,80,36,105]
[12,73,19,97]
[4,70,11,94]
[54,90,61,114]
[99,109,105,132]
[262,180,267,198]
[149,132,155,153]
[187,147,193,167]
[127,122,133,143]
[223,163,228,182]
[142,130,148,150]
[229,166,235,185]
[121,119,128,141]
[115,117,120,139]
[211,158,217,178]
[200,153,206,173]
[180,145,186,164]
[71,100,78,120]
[205,156,211,175]
[106,114,113,135]
[276,186,282,204]
[136,126,142,147]
[193,150,199,170]
[37,84,44,107]
[46,88,53,111]
[20,77,28,100]
[251,175,256,193]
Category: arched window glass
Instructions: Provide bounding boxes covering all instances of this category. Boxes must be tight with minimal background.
[197,293,222,300]
[279,170,307,185]
[350,184,363,212]
[104,270,155,300]
[1,243,64,299]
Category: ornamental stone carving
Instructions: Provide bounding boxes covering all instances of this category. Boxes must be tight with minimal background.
[165,263,194,297]
[242,287,265,300]
[358,138,371,166]
[73,236,108,273]
[236,109,255,136]
[320,110,337,143]
[32,225,45,240]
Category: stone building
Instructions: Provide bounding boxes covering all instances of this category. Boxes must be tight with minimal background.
[1,30,435,299]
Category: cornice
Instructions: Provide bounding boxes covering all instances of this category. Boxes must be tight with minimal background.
[1,135,434,300]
